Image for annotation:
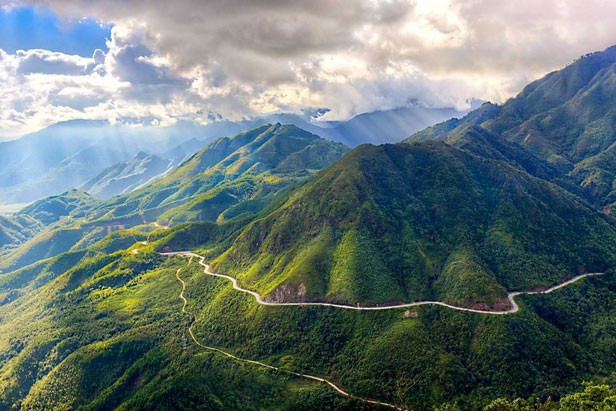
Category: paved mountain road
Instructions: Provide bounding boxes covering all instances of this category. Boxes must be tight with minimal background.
[163,251,604,314]
[163,250,605,410]
[173,257,404,410]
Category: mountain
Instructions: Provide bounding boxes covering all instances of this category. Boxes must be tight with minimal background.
[251,106,474,147]
[0,190,107,272]
[0,215,40,253]
[408,45,616,212]
[1,48,615,411]
[79,137,223,200]
[79,152,174,199]
[0,132,613,410]
[81,107,469,203]
[158,137,209,163]
[18,189,102,225]
[0,225,106,274]
[0,194,613,410]
[213,141,615,308]
[320,105,476,146]
[84,123,348,226]
[0,105,469,205]
[0,125,347,274]
[0,120,218,205]
[415,124,585,198]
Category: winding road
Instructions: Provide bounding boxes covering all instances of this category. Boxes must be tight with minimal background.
[173,257,404,410]
[163,251,605,315]
[164,250,605,410]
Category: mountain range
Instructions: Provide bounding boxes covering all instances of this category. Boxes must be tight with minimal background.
[79,152,178,199]
[0,104,471,205]
[409,46,616,214]
[213,140,614,309]
[0,46,615,411]
[84,123,348,226]
[0,120,210,204]
[0,124,348,274]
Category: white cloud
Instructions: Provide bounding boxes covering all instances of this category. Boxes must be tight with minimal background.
[15,49,92,75]
[0,23,202,136]
[3,0,616,135]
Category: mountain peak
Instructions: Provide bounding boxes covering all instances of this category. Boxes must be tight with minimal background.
[18,189,102,225]
[213,138,615,308]
[134,151,150,160]
[405,44,616,213]
[82,124,348,225]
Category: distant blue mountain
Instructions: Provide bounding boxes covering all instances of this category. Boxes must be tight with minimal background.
[0,104,473,204]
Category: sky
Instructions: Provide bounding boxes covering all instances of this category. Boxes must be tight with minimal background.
[1,0,616,137]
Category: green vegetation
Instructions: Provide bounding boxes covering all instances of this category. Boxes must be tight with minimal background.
[0,224,116,274]
[0,190,105,272]
[0,230,613,410]
[19,189,102,225]
[0,124,347,280]
[215,142,616,307]
[0,215,40,253]
[0,227,102,274]
[1,48,616,410]
[407,46,616,213]
[84,123,348,226]
[477,382,616,410]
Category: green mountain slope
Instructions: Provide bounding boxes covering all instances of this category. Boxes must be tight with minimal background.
[85,123,348,226]
[0,215,40,253]
[0,231,613,411]
[0,125,348,275]
[414,124,585,198]
[213,142,616,308]
[0,226,107,274]
[0,190,106,272]
[407,46,616,211]
[19,189,103,225]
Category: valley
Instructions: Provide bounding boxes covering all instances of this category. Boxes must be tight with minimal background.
[0,42,615,411]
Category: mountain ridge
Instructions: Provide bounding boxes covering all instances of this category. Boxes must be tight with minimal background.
[0,104,471,205]
[407,45,616,213]
[83,123,348,226]
[212,140,615,308]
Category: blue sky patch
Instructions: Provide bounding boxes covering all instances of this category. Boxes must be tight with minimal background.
[0,6,111,56]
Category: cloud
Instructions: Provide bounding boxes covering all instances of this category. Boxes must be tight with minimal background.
[3,0,616,135]
[15,49,92,75]
[104,24,191,104]
[0,26,200,136]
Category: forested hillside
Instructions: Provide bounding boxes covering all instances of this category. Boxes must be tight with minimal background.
[408,46,616,214]
[0,43,614,411]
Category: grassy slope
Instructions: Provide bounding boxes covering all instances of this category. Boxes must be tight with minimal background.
[0,232,613,411]
[406,46,616,211]
[0,191,107,273]
[0,227,106,274]
[214,142,616,308]
[0,215,41,252]
[18,189,103,225]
